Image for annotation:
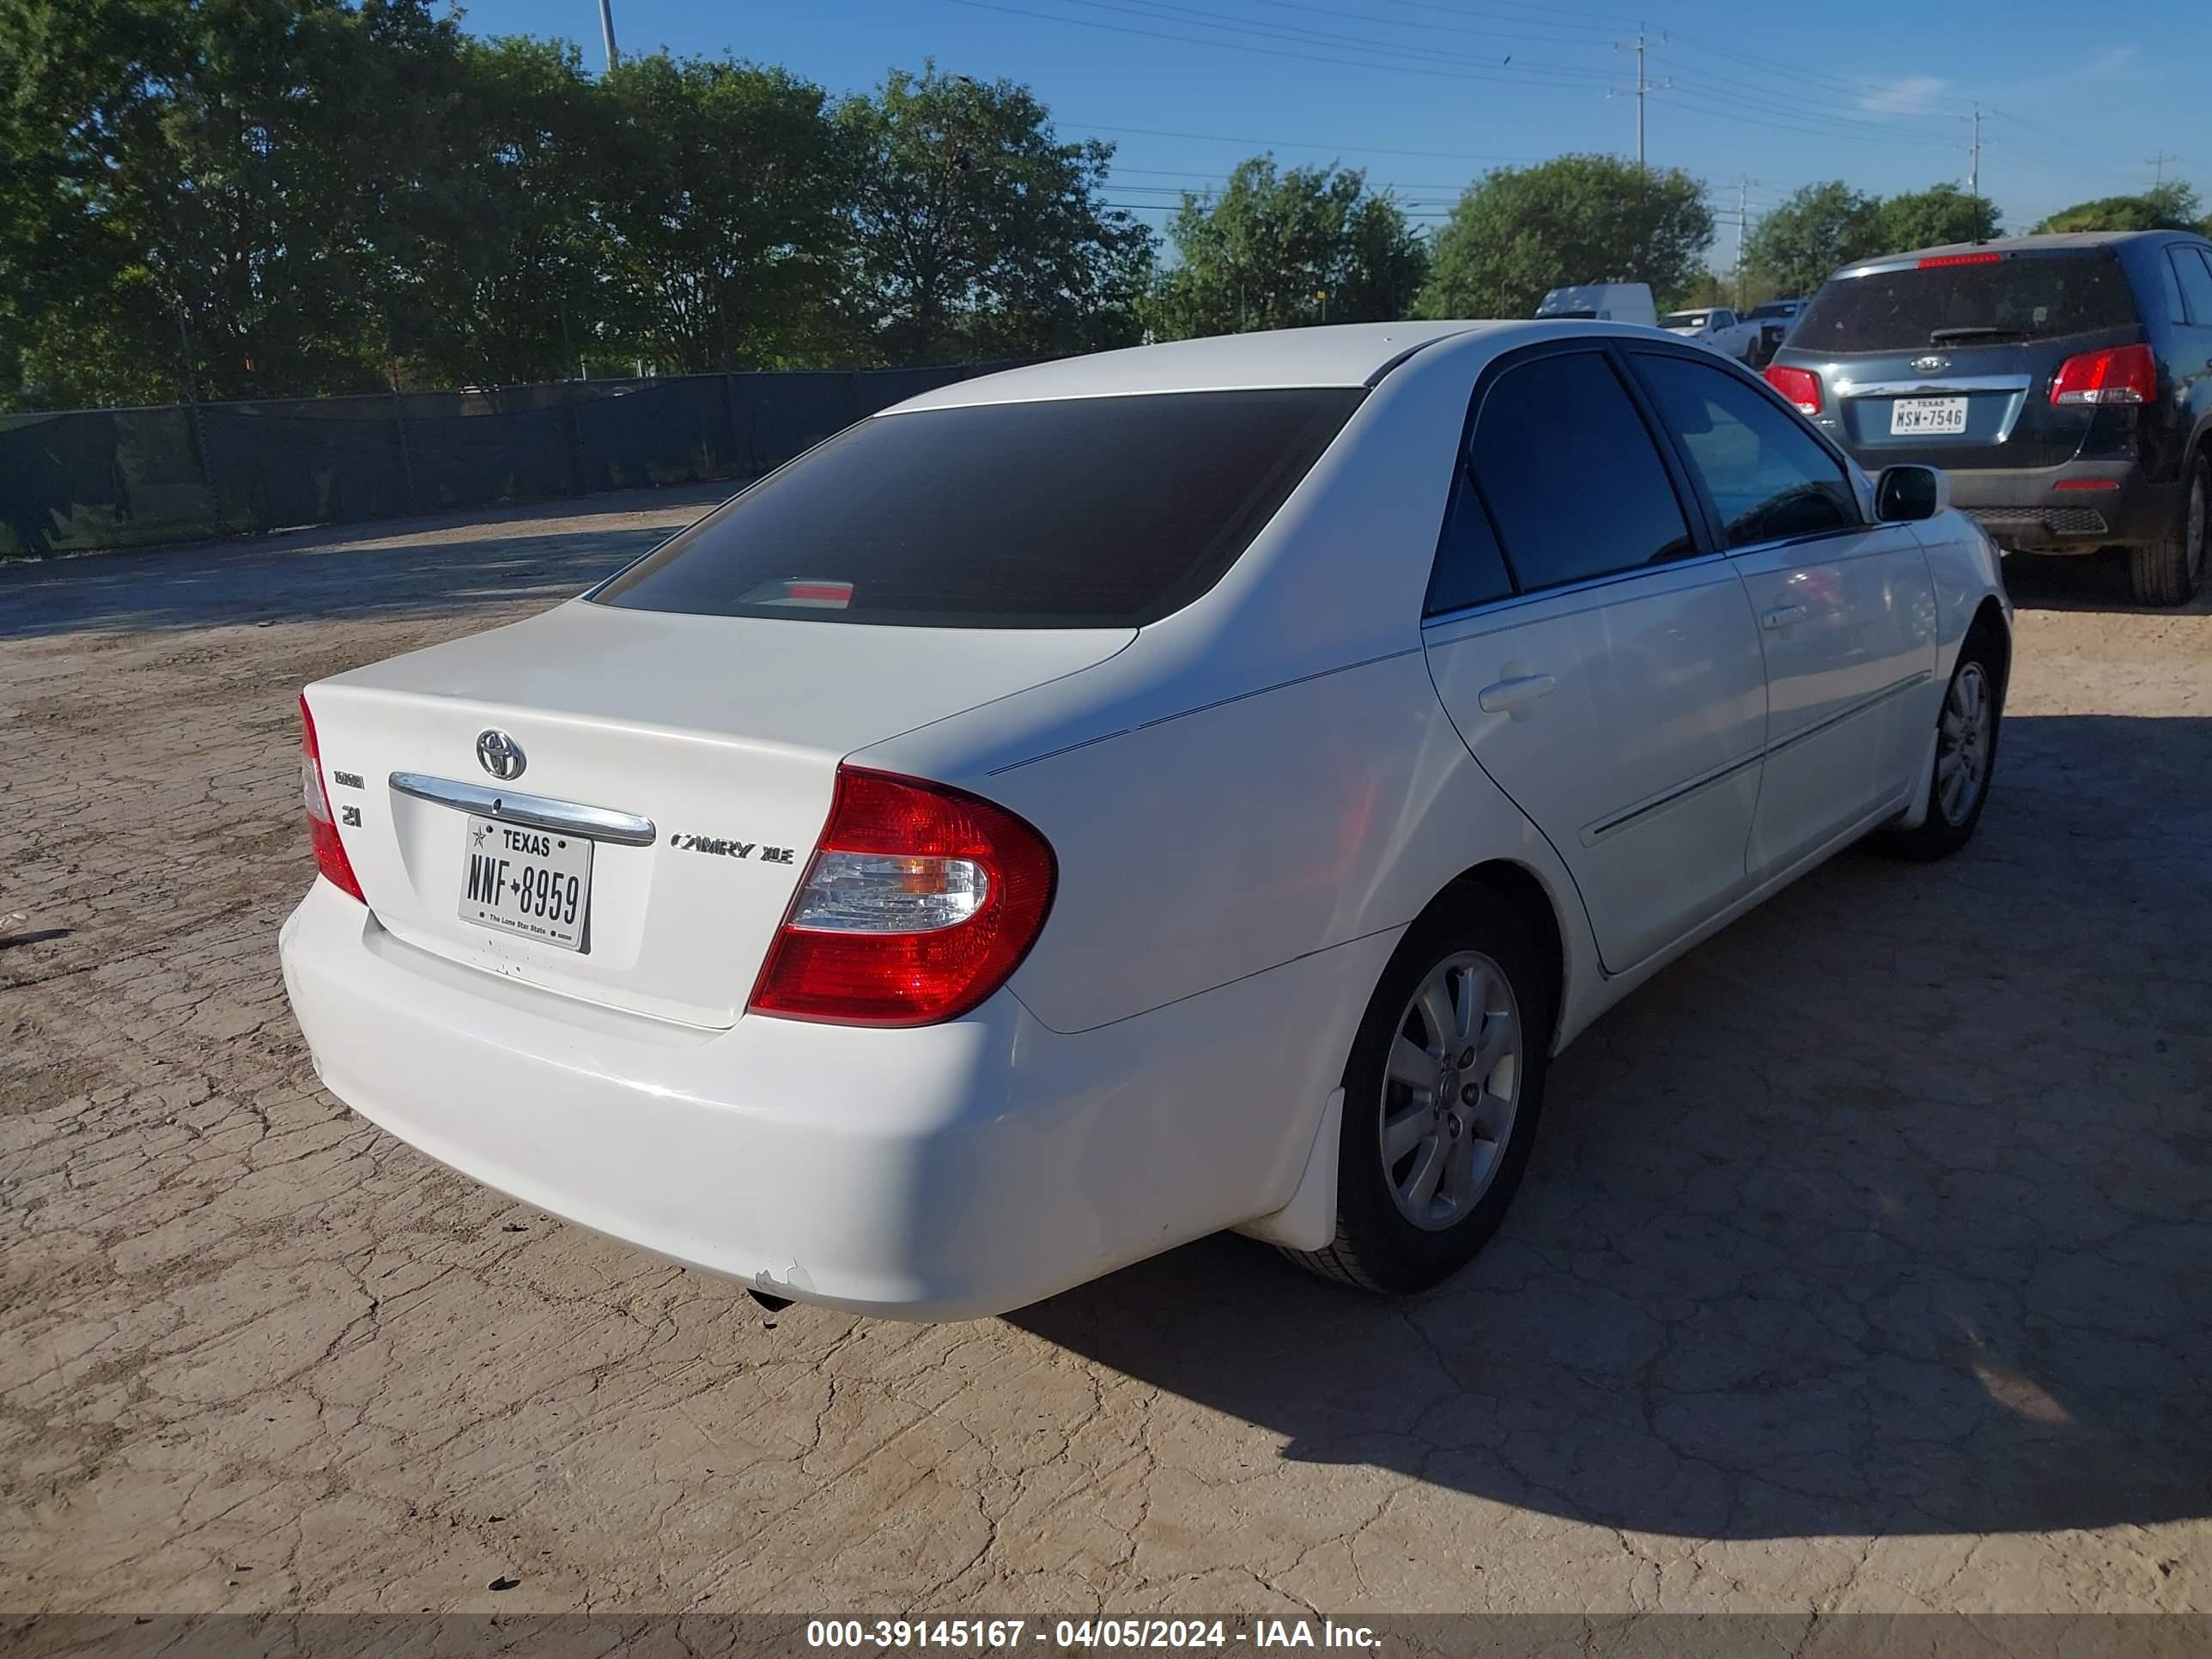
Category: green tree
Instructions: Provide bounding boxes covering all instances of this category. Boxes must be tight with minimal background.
[1417,154,1711,319]
[1146,157,1426,339]
[1875,184,2002,253]
[385,35,610,387]
[1741,180,1884,299]
[0,0,469,407]
[594,53,853,374]
[2033,182,2203,234]
[836,64,1152,364]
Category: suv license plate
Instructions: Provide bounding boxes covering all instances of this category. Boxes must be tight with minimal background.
[459,815,592,951]
[1891,397,1968,435]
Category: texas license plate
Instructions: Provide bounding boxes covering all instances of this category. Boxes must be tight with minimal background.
[459,815,592,951]
[1891,396,1968,435]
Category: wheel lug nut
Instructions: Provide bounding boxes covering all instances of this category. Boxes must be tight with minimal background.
[1461,1084,1479,1105]
[1458,1048,1476,1067]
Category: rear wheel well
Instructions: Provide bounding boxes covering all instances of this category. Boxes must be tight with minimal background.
[1430,861,1566,1050]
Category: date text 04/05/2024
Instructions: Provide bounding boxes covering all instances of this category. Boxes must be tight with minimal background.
[804,1620,1382,1650]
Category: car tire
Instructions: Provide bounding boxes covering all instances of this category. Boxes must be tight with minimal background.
[1875,624,2003,863]
[1285,887,1553,1295]
[2126,449,2209,607]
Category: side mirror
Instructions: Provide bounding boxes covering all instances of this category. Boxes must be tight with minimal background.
[1875,464,1949,522]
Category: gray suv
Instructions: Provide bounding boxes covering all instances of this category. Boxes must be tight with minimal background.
[1765,230,2212,605]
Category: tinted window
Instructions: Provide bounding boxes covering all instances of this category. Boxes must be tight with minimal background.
[1634,353,1858,548]
[1793,252,2140,352]
[2170,247,2212,325]
[1469,351,1695,591]
[592,389,1363,628]
[1425,466,1513,616]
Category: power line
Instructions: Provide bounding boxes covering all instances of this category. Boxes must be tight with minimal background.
[1249,0,1622,48]
[1073,119,1540,162]
[947,0,1614,85]
[1276,0,1620,40]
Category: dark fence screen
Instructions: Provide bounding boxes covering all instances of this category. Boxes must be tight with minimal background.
[0,362,1028,558]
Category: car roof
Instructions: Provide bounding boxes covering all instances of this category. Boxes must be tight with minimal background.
[1866,229,2195,265]
[888,321,1506,410]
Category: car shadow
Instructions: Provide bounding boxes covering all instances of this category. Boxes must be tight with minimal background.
[1012,711,2212,1541]
[0,482,735,641]
[2002,550,2212,616]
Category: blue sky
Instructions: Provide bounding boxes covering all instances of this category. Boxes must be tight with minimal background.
[453,0,2209,253]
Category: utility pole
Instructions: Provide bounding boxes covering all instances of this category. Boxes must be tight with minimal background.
[1613,25,1668,169]
[1966,104,1980,196]
[598,0,618,70]
[2150,149,2176,187]
[1634,26,1648,168]
[1735,176,1750,310]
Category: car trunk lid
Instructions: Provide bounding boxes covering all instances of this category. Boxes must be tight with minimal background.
[305,600,1130,1028]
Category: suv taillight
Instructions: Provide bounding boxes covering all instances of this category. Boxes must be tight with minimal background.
[748,767,1056,1027]
[1764,363,1823,416]
[299,695,365,902]
[2051,343,2155,406]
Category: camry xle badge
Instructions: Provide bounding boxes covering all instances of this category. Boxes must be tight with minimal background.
[476,729,526,781]
[671,832,796,864]
[1912,354,1950,374]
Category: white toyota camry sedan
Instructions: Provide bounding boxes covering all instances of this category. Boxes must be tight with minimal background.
[280,320,2010,1319]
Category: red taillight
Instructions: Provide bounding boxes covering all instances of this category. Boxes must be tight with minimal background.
[2051,343,2155,406]
[2051,477,2120,491]
[1918,252,2002,269]
[1764,363,1823,416]
[299,694,365,902]
[748,767,1056,1027]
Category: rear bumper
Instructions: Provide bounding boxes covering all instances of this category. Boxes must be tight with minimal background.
[278,878,1382,1319]
[1945,459,2182,553]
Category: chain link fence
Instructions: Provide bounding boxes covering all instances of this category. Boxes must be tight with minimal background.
[0,363,1027,558]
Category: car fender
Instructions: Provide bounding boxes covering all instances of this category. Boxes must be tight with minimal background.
[1910,507,2012,676]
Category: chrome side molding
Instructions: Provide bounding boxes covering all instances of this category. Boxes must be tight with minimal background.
[389,772,658,847]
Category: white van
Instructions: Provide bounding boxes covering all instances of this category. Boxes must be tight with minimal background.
[1534,283,1658,326]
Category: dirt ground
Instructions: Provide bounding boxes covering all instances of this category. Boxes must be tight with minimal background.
[3,489,2209,1617]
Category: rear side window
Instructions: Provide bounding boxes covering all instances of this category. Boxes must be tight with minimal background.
[1632,353,1859,548]
[2170,247,2212,325]
[592,388,1364,628]
[1425,467,1514,616]
[1469,351,1696,591]
[1793,253,2140,352]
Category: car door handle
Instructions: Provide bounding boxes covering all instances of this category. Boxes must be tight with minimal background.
[1761,604,1808,630]
[1477,673,1558,714]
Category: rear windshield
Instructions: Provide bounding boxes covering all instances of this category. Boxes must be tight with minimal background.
[589,388,1363,628]
[1747,302,1797,319]
[1662,313,1710,328]
[1792,252,2140,353]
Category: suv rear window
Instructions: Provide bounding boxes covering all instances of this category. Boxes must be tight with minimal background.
[590,389,1363,628]
[1792,252,2140,353]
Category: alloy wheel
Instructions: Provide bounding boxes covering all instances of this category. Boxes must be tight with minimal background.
[1378,951,1522,1231]
[1936,662,1993,826]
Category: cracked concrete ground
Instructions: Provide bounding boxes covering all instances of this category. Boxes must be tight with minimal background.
[2,489,2209,1617]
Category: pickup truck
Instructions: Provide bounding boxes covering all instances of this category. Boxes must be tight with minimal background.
[1743,298,1810,365]
[1659,306,1761,362]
